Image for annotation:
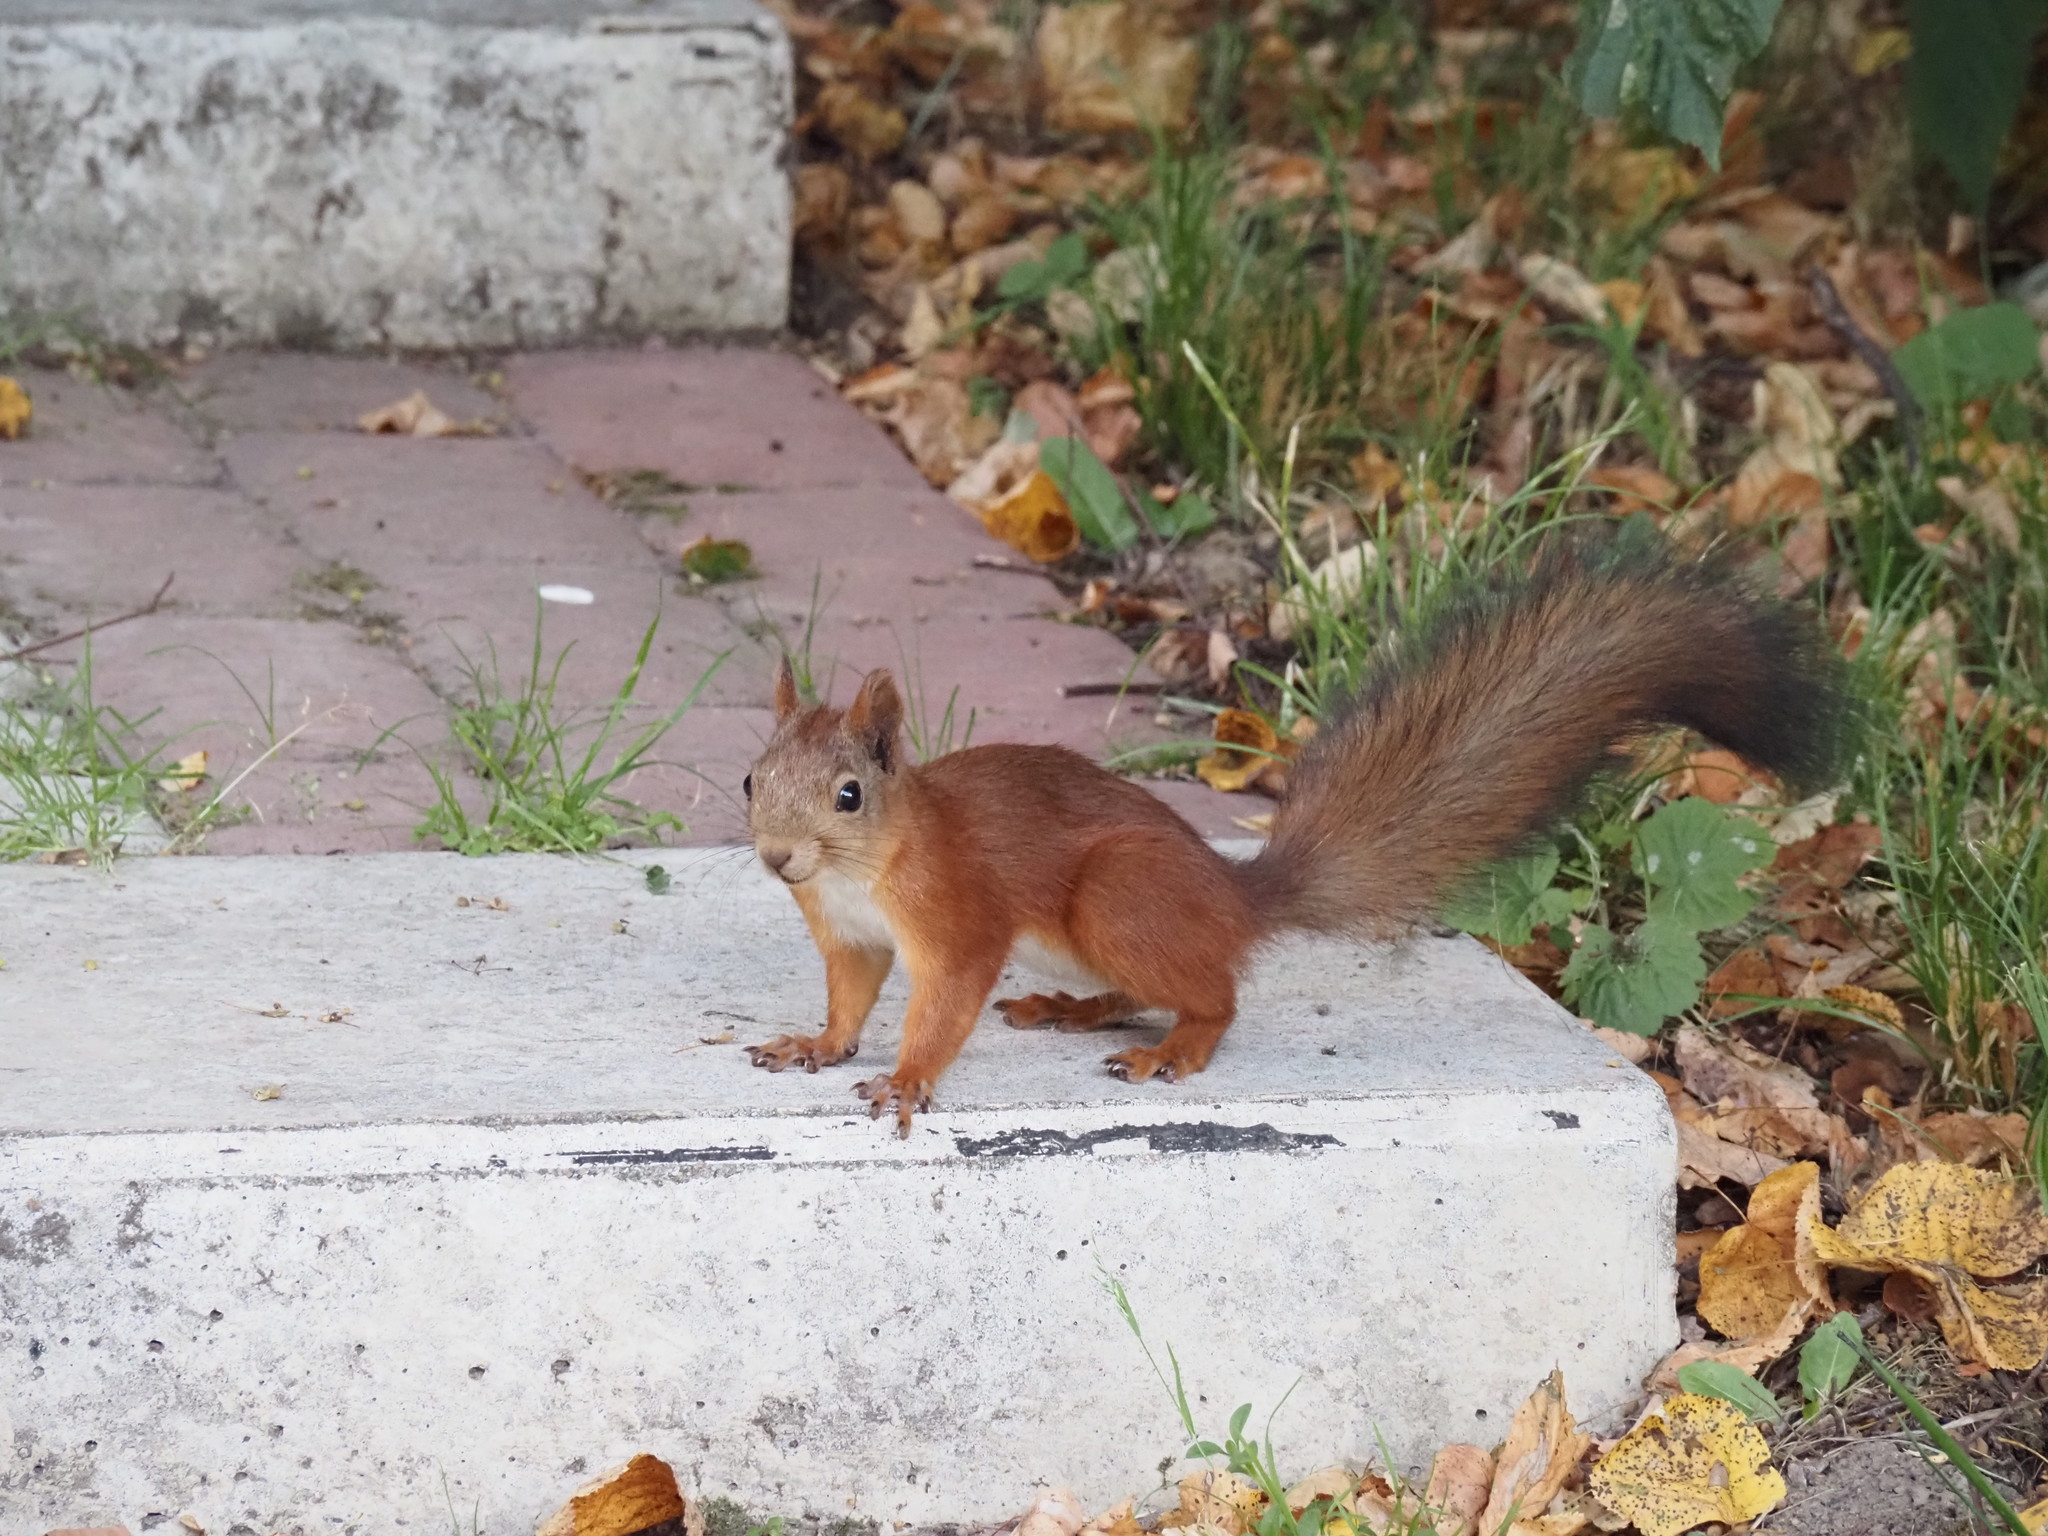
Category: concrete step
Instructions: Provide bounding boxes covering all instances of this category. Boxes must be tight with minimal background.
[0,847,1676,1533]
[0,1,791,349]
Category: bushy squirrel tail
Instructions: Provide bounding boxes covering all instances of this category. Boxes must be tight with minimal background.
[1238,536,1854,939]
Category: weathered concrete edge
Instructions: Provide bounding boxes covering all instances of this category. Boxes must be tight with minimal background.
[0,12,794,348]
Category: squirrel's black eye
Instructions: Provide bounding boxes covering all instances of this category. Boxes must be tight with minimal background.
[742,773,753,800]
[835,781,862,813]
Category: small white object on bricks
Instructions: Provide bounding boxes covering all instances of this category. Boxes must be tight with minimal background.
[0,848,1675,1533]
[0,0,792,349]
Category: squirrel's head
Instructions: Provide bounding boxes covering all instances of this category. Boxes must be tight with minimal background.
[744,658,903,886]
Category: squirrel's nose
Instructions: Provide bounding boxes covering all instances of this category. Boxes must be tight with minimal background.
[760,846,793,875]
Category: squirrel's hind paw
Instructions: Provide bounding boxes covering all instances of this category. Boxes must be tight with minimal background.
[746,1032,858,1073]
[854,1071,932,1138]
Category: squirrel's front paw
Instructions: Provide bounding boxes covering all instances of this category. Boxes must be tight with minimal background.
[853,1071,933,1138]
[1104,1044,1195,1083]
[745,1032,857,1074]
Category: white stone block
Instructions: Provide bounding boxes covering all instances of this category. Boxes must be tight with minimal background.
[0,848,1675,1532]
[0,1,792,348]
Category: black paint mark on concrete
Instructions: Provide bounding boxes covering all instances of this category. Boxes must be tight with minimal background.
[563,1145,774,1166]
[955,1122,1340,1158]
[1541,1110,1581,1129]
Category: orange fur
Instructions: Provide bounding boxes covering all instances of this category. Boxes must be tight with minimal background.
[740,541,1850,1133]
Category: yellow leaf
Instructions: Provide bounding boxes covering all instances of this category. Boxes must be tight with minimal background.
[1696,1161,1833,1344]
[1588,1394,1785,1536]
[0,376,31,439]
[1196,709,1282,794]
[157,749,210,795]
[1809,1161,2048,1370]
[981,469,1080,563]
[2021,1493,2048,1533]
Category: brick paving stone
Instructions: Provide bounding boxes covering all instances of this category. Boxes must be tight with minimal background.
[0,369,217,486]
[381,562,756,715]
[0,483,305,621]
[508,347,929,494]
[222,434,657,573]
[75,616,448,856]
[177,353,504,435]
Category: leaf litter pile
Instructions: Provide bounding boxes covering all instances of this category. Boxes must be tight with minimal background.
[771,0,2048,1528]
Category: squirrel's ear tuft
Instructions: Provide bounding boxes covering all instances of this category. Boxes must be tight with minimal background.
[774,656,801,721]
[845,668,904,772]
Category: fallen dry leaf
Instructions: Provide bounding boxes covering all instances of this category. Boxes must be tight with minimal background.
[156,749,209,795]
[1809,1160,2048,1369]
[1661,745,1762,804]
[1038,2,1199,134]
[536,1452,687,1536]
[1169,1470,1265,1535]
[1937,473,2024,555]
[1423,1444,1493,1536]
[982,468,1080,562]
[1516,253,1611,326]
[1588,1393,1785,1536]
[883,375,999,485]
[815,80,907,162]
[0,376,31,439]
[1268,542,1380,641]
[1650,1300,1810,1389]
[1584,463,1680,515]
[1673,1026,1853,1170]
[1196,709,1286,795]
[1677,1118,1788,1190]
[356,390,487,438]
[1695,1160,1831,1346]
[1479,1370,1590,1536]
[1078,1498,1142,1536]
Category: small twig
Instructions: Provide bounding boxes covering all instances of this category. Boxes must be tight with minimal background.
[971,554,1052,576]
[1061,681,1166,698]
[1,573,175,663]
[1808,269,1922,472]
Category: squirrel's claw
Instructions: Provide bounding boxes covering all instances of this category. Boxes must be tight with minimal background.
[1104,1045,1187,1083]
[854,1072,932,1138]
[746,1032,856,1073]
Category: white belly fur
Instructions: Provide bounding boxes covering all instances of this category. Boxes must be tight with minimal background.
[811,867,898,952]
[1009,932,1113,993]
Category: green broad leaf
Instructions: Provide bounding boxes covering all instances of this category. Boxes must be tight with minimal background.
[1149,487,1217,541]
[1041,435,1141,552]
[1560,915,1706,1034]
[1570,0,1784,165]
[996,231,1091,303]
[1441,848,1578,946]
[1635,797,1775,931]
[1907,0,2048,213]
[1893,303,2042,414]
[1676,1360,1782,1422]
[1798,1311,1864,1420]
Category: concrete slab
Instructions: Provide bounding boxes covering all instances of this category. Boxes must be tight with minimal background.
[0,847,1676,1534]
[509,348,931,493]
[0,373,219,486]
[0,1,791,348]
[177,353,507,436]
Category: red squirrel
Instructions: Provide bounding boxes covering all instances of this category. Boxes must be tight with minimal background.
[740,538,1849,1134]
